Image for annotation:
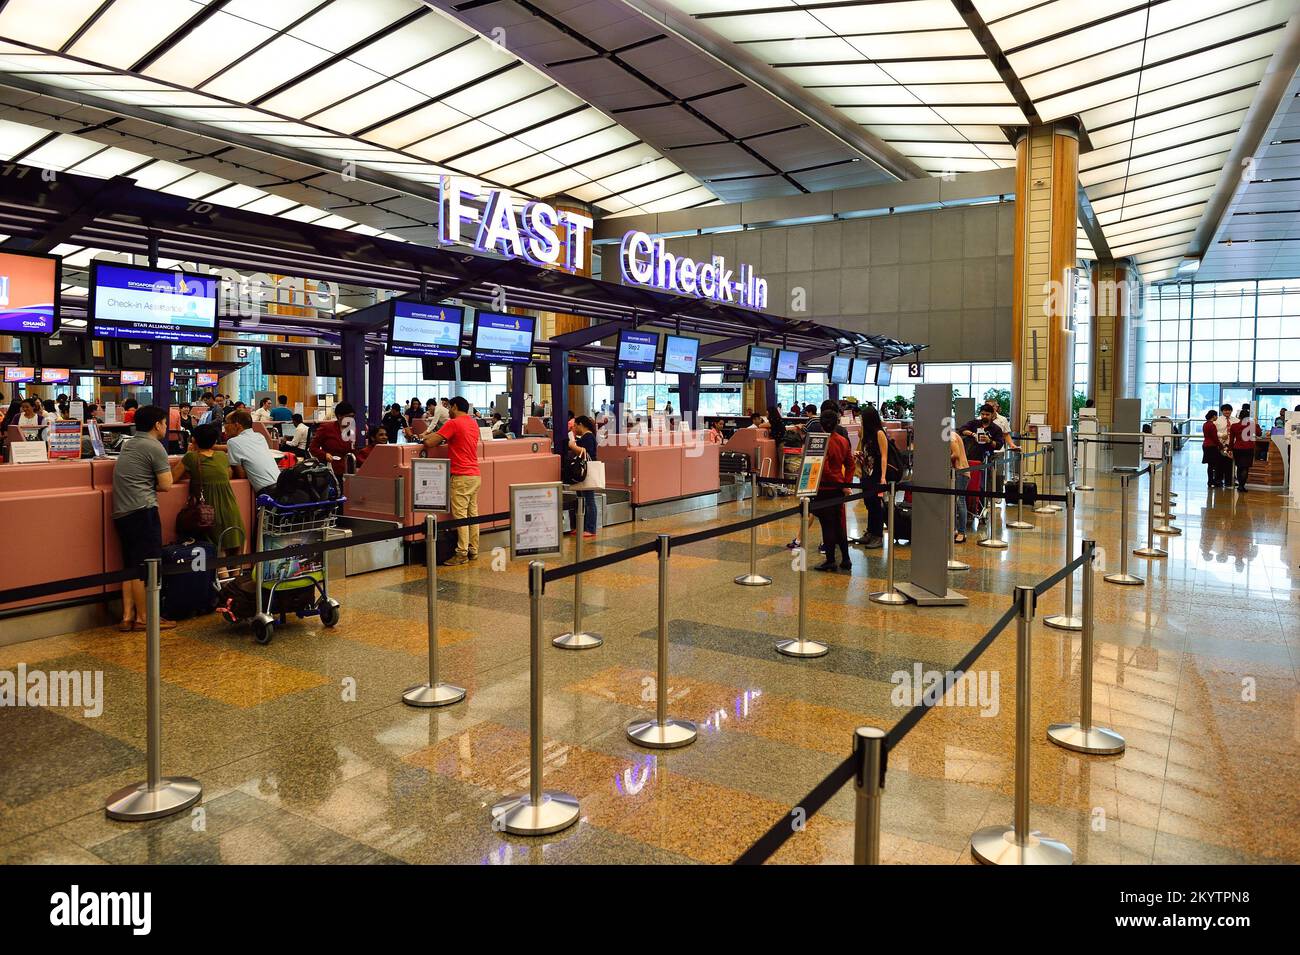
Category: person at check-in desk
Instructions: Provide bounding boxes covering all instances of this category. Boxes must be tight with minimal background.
[171,422,245,563]
[110,405,177,633]
[310,401,357,477]
[409,396,480,565]
[566,414,599,538]
[223,409,281,496]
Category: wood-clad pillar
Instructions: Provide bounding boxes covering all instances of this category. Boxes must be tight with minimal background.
[1089,259,1135,426]
[1012,120,1079,475]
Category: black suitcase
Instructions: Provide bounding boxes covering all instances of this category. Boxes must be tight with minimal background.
[890,503,913,544]
[1005,480,1037,506]
[160,540,218,619]
[719,451,750,474]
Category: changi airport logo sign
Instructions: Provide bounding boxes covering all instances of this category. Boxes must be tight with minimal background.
[619,231,768,310]
[439,176,593,272]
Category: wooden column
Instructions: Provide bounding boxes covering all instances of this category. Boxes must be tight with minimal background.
[1089,259,1134,427]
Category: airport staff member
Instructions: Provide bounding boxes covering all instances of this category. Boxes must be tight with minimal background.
[414,396,480,564]
[310,401,356,477]
[224,409,282,495]
[111,405,176,633]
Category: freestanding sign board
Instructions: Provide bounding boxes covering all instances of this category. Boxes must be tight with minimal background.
[411,458,450,513]
[509,482,563,560]
[796,432,829,496]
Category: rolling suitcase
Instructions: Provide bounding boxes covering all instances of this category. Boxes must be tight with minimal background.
[160,540,218,619]
[890,503,913,544]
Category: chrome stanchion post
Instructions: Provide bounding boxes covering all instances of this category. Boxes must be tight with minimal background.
[971,585,1073,865]
[735,470,772,586]
[778,498,831,655]
[1154,438,1181,536]
[1134,460,1168,560]
[1007,449,1034,529]
[491,562,580,834]
[1076,436,1094,492]
[1049,540,1126,755]
[853,726,887,865]
[1036,445,1060,513]
[948,467,969,572]
[628,535,698,746]
[105,560,202,821]
[870,482,908,605]
[1105,474,1144,586]
[1045,488,1083,631]
[553,496,603,649]
[404,516,468,705]
[978,458,1009,549]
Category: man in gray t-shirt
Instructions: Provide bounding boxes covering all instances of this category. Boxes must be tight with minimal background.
[110,406,176,631]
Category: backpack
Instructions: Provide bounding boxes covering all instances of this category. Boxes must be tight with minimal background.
[272,458,340,504]
[885,440,906,483]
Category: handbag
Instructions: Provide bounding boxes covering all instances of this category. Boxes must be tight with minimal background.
[569,459,606,490]
[177,453,216,536]
[563,451,588,485]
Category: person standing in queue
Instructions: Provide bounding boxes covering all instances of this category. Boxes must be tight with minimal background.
[415,396,480,565]
[1229,407,1257,492]
[1216,403,1233,488]
[111,405,177,632]
[853,405,890,549]
[812,401,854,571]
[567,414,599,538]
[310,401,357,477]
[1202,409,1222,488]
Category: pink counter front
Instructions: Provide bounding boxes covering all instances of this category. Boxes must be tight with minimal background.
[596,431,720,505]
[0,458,255,613]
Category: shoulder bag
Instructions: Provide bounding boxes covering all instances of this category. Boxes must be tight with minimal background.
[177,453,216,536]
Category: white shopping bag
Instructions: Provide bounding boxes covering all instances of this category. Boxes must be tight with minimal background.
[569,459,606,490]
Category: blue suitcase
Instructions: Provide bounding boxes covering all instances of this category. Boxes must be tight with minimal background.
[160,540,218,619]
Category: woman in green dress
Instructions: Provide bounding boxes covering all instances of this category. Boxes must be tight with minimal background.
[170,422,246,561]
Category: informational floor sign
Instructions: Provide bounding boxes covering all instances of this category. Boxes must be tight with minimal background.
[509,481,563,560]
[10,440,48,464]
[411,458,450,513]
[796,432,829,497]
[48,420,82,459]
[1142,435,1165,462]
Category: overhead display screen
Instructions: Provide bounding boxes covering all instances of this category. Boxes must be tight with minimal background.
[4,366,34,383]
[40,368,70,383]
[746,345,774,380]
[90,262,218,345]
[0,250,60,335]
[775,349,799,382]
[850,358,870,385]
[472,311,536,364]
[830,354,851,384]
[120,371,146,385]
[196,373,219,388]
[387,301,464,358]
[617,329,660,371]
[660,334,699,375]
[877,362,893,386]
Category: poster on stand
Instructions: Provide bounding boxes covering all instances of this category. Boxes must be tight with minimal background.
[509,482,563,560]
[48,420,82,459]
[796,432,829,497]
[411,458,449,513]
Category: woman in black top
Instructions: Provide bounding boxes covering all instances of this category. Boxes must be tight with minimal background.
[567,414,599,536]
[853,405,889,548]
[381,403,407,446]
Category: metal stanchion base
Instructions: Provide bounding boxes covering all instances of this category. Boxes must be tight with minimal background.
[1047,722,1126,755]
[869,589,908,605]
[1075,484,1094,492]
[1133,546,1167,559]
[1104,571,1144,586]
[105,777,202,821]
[734,573,773,587]
[1043,614,1082,632]
[1033,505,1059,514]
[1154,524,1181,536]
[490,791,581,835]
[970,826,1073,865]
[402,682,467,707]
[552,631,603,650]
[775,638,830,657]
[978,537,1009,549]
[626,717,697,749]
[1006,520,1034,530]
[948,559,970,571]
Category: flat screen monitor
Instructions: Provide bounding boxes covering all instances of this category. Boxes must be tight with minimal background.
[775,349,800,382]
[4,366,34,383]
[120,370,146,385]
[830,354,851,384]
[314,348,344,377]
[746,345,774,380]
[535,363,551,385]
[108,339,154,371]
[39,367,70,384]
[471,311,535,364]
[0,249,60,335]
[877,362,893,386]
[421,358,456,381]
[89,262,218,345]
[570,366,589,385]
[22,332,90,368]
[459,357,493,383]
[387,301,464,358]
[264,346,307,376]
[617,329,660,371]
[604,367,616,386]
[660,334,699,375]
[722,372,746,384]
[849,358,870,385]
[196,372,219,388]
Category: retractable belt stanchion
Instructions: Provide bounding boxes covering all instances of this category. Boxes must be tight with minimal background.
[553,496,603,649]
[1035,445,1060,514]
[403,516,467,706]
[978,456,1009,549]
[627,535,698,747]
[1104,473,1145,586]
[853,726,886,865]
[1154,438,1181,536]
[105,559,203,821]
[870,482,908,605]
[735,471,772,587]
[1044,488,1082,631]
[491,562,580,835]
[1007,449,1034,530]
[1049,540,1126,755]
[1134,460,1168,560]
[1076,436,1094,492]
[970,585,1073,865]
[948,468,969,572]
[777,498,831,656]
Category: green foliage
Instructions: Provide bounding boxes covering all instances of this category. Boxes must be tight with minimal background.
[983,387,1011,412]
[1072,391,1088,418]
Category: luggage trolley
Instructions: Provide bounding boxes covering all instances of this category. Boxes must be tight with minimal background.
[245,494,345,644]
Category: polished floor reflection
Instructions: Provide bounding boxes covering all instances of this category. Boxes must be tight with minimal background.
[2,449,1297,864]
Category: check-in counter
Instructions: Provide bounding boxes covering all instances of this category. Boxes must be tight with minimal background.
[599,431,720,505]
[721,427,778,477]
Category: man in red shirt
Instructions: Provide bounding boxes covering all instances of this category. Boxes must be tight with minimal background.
[416,395,480,564]
[310,401,356,477]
